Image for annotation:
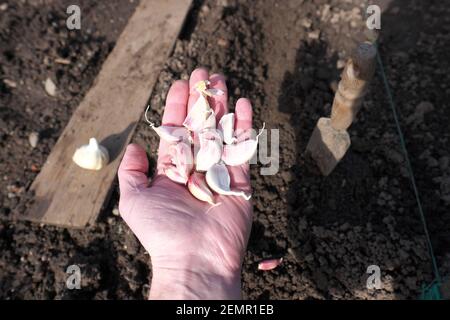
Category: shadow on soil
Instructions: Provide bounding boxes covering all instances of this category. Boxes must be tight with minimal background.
[275,0,428,299]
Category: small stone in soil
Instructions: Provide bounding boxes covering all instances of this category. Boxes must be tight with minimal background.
[112,208,120,216]
[28,132,39,148]
[3,79,17,88]
[44,77,57,96]
[308,30,320,40]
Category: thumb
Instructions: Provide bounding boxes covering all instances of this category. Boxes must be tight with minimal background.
[118,143,149,197]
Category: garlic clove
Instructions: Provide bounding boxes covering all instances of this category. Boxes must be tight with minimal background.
[188,172,215,204]
[151,125,190,143]
[169,142,193,181]
[222,123,265,166]
[183,80,224,132]
[205,163,251,200]
[165,165,188,184]
[218,113,237,145]
[72,138,109,171]
[195,130,223,172]
[204,111,217,130]
[221,139,257,166]
[258,258,283,271]
[183,93,214,133]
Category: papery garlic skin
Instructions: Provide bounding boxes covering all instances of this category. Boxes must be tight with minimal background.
[188,172,215,204]
[205,163,251,200]
[72,138,109,171]
[151,125,190,143]
[196,130,223,172]
[218,113,237,145]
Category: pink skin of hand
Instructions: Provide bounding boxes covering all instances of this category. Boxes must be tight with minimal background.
[118,68,254,299]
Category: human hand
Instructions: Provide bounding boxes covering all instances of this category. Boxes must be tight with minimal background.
[118,68,254,299]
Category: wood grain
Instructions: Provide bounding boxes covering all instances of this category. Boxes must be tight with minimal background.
[21,0,192,228]
[330,42,376,131]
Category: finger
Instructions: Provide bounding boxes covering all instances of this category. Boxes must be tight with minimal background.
[157,80,189,172]
[228,98,253,191]
[228,164,251,193]
[234,98,253,140]
[188,67,209,112]
[161,80,189,126]
[118,144,149,197]
[208,73,228,120]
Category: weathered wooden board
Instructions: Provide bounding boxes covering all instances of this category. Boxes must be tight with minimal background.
[21,0,192,228]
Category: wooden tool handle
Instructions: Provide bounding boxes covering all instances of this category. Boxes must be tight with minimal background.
[330,42,376,130]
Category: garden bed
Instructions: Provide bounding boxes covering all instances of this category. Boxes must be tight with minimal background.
[1,0,449,299]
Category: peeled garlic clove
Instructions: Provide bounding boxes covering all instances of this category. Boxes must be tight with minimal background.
[205,163,251,200]
[196,130,223,172]
[258,258,283,271]
[72,138,109,170]
[183,94,214,132]
[222,139,257,166]
[188,172,215,204]
[218,113,237,145]
[151,125,190,143]
[169,142,193,180]
[165,166,188,184]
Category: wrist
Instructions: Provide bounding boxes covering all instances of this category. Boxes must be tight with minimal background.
[149,264,241,300]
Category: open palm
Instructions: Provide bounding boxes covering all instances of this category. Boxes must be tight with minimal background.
[118,68,254,299]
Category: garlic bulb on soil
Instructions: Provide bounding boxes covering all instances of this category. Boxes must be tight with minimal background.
[72,138,109,170]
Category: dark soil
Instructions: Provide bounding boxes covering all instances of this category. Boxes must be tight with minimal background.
[1,0,450,299]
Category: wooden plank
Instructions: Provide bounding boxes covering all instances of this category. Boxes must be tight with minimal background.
[21,0,192,228]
